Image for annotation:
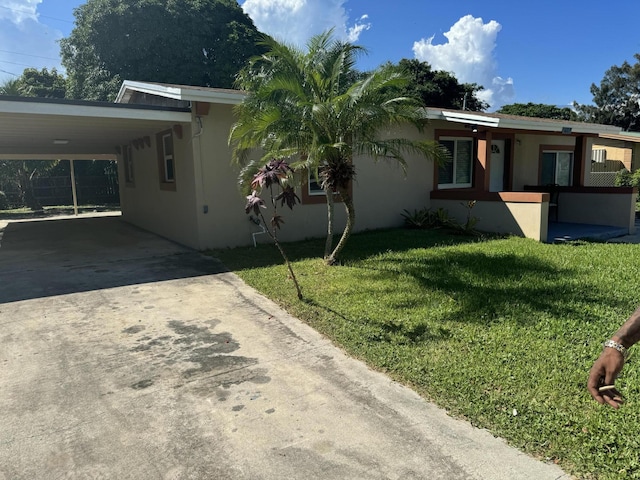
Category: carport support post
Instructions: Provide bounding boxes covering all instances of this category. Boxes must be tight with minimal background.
[69,159,79,216]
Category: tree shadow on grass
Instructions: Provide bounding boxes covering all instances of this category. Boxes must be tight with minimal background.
[348,248,608,328]
[213,227,483,270]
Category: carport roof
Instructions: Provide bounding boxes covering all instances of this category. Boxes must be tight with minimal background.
[0,95,191,160]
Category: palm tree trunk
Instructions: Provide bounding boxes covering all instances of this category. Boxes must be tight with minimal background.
[325,188,355,265]
[324,188,334,259]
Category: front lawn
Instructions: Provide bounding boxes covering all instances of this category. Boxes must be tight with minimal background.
[212,229,640,479]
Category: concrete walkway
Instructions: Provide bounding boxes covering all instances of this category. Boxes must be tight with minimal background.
[0,214,570,480]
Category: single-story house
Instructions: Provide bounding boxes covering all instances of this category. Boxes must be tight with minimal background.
[0,80,636,248]
[589,132,640,186]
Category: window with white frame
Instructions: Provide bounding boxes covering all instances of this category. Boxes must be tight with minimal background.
[438,137,473,188]
[541,150,573,186]
[123,144,134,185]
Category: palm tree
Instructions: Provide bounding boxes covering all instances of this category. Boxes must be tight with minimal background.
[230,30,446,265]
[0,78,22,96]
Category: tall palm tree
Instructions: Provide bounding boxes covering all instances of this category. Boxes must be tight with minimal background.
[230,30,446,265]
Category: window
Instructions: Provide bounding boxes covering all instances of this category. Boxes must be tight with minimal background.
[123,145,134,186]
[300,168,349,205]
[307,171,325,197]
[438,138,473,188]
[541,151,573,186]
[156,130,176,191]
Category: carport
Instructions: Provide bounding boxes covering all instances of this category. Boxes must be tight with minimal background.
[0,95,191,214]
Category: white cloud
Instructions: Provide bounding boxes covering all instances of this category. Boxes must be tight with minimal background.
[0,0,41,24]
[241,0,370,47]
[412,15,514,109]
[347,14,370,43]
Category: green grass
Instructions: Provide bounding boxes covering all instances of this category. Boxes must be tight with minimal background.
[211,229,640,479]
[0,204,119,219]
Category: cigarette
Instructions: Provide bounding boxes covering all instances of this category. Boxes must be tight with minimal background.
[598,385,617,392]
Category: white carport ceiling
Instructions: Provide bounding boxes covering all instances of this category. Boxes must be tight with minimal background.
[0,96,191,160]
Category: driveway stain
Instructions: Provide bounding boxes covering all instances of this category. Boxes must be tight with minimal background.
[122,325,146,334]
[127,320,271,393]
[131,379,154,390]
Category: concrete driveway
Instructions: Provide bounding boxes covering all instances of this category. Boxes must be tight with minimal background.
[0,214,570,480]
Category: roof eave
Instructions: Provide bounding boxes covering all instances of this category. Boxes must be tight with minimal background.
[116,80,246,105]
[425,108,621,135]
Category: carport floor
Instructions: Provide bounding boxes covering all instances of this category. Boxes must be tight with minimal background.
[0,215,569,480]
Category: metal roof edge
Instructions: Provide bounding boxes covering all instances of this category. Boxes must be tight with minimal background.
[116,80,246,105]
[424,107,621,135]
[0,97,191,122]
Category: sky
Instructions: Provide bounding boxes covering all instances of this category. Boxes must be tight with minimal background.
[1,0,640,111]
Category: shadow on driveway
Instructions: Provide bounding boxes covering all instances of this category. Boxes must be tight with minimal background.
[0,215,226,303]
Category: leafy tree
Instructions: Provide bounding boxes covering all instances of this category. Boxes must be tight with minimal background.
[0,69,66,98]
[60,0,265,101]
[574,53,640,132]
[496,102,579,120]
[0,160,59,210]
[16,68,67,98]
[394,59,488,111]
[231,31,448,265]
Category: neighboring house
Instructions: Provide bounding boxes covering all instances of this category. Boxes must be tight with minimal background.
[0,81,636,247]
[590,132,640,186]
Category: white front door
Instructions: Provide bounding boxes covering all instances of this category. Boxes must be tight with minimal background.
[490,140,505,192]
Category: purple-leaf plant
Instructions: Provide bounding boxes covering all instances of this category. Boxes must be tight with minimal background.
[245,159,302,299]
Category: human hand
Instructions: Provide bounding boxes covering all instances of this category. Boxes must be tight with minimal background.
[587,348,625,408]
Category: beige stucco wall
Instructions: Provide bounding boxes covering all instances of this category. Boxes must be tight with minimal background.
[558,191,636,231]
[511,134,578,189]
[191,117,437,250]
[430,197,547,241]
[117,123,200,249]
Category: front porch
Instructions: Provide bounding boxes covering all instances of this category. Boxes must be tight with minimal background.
[430,187,637,243]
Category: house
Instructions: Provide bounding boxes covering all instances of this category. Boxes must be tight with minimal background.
[590,131,640,186]
[0,81,635,248]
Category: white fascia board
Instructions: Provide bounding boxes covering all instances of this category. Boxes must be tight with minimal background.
[440,110,501,128]
[117,80,246,105]
[498,116,621,135]
[116,81,183,102]
[179,89,246,105]
[426,107,621,135]
[0,99,191,122]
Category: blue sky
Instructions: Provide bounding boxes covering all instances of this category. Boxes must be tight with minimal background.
[1,0,639,111]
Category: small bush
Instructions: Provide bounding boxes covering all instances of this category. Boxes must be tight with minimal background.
[615,168,640,188]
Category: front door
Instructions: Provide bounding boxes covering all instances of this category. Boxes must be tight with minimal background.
[490,140,505,192]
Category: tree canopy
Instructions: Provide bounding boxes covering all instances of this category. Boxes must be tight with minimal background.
[60,0,265,101]
[574,53,640,132]
[231,31,447,265]
[394,59,488,111]
[0,68,66,98]
[496,102,579,121]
